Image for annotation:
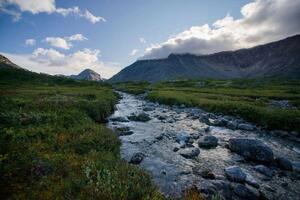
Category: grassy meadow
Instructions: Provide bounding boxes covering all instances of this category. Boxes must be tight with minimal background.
[0,68,163,200]
[114,79,300,133]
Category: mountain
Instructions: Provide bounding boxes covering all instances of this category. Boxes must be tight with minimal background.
[0,54,23,69]
[70,69,103,81]
[110,34,300,82]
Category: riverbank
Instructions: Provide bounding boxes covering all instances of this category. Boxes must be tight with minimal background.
[0,68,163,199]
[114,79,300,134]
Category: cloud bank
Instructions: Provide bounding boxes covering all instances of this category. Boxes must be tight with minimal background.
[1,48,121,78]
[0,0,105,23]
[142,0,300,59]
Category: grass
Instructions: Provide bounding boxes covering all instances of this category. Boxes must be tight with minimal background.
[113,81,151,95]
[0,68,163,199]
[115,79,300,133]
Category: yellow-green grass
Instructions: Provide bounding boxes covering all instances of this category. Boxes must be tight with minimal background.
[113,81,151,95]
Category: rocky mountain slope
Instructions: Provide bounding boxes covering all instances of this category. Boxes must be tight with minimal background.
[70,69,103,81]
[110,34,300,82]
[0,55,23,69]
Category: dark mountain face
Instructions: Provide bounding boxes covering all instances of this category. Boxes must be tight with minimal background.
[70,69,103,81]
[109,35,300,82]
[0,55,22,69]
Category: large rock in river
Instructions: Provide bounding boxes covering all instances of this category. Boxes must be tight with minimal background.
[129,152,145,164]
[198,135,218,148]
[179,147,200,159]
[128,112,151,122]
[228,138,274,163]
[225,166,247,183]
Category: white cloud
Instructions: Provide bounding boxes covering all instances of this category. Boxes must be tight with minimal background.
[55,6,79,17]
[0,48,121,78]
[32,48,65,66]
[1,0,105,24]
[7,0,55,14]
[67,34,87,41]
[44,34,87,49]
[139,37,146,44]
[25,38,36,46]
[81,10,106,24]
[129,49,139,56]
[45,37,71,49]
[142,0,300,59]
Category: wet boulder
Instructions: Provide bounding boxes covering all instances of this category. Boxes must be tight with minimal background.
[225,166,247,183]
[200,169,216,179]
[179,147,200,159]
[128,112,151,122]
[116,127,134,136]
[198,135,218,149]
[210,118,228,127]
[275,157,293,171]
[237,123,256,131]
[233,184,259,200]
[175,132,191,145]
[292,161,300,172]
[227,121,238,130]
[245,173,260,188]
[158,115,167,120]
[254,165,274,177]
[199,114,210,124]
[129,152,145,164]
[228,138,274,163]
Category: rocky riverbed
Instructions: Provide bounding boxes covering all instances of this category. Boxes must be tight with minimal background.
[107,92,300,199]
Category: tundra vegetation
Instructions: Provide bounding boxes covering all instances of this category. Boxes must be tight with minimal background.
[0,68,163,199]
[114,79,300,133]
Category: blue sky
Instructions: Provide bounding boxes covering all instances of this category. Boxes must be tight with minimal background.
[0,0,299,78]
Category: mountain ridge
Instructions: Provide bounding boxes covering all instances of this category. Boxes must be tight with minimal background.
[110,34,300,82]
[0,54,23,69]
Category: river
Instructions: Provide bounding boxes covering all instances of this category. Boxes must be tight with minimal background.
[107,92,300,199]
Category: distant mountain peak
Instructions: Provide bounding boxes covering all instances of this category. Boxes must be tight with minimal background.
[70,68,103,81]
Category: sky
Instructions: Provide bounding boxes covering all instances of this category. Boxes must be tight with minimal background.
[0,0,300,78]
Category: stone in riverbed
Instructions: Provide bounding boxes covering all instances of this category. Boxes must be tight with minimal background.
[128,112,151,122]
[211,118,228,127]
[254,165,274,177]
[119,131,134,136]
[227,121,238,130]
[178,147,200,159]
[225,166,247,183]
[198,135,218,149]
[175,132,190,145]
[199,114,210,124]
[200,169,216,179]
[237,123,256,131]
[292,161,300,172]
[245,173,260,188]
[129,152,145,164]
[110,116,129,122]
[228,138,274,163]
[173,147,179,152]
[233,184,259,200]
[275,157,293,171]
[116,127,134,136]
